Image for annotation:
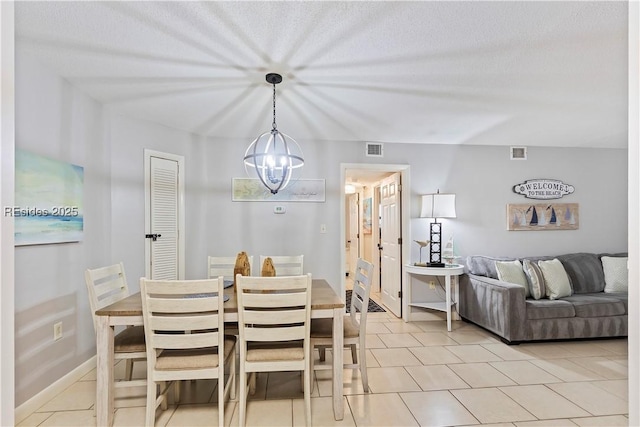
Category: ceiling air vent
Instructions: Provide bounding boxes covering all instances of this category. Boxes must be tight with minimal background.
[510,146,527,160]
[366,143,383,157]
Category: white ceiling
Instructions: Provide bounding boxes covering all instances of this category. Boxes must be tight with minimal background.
[15,1,629,148]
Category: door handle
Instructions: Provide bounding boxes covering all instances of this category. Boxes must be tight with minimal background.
[145,233,162,241]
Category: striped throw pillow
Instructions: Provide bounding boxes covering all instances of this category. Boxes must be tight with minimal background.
[522,259,545,300]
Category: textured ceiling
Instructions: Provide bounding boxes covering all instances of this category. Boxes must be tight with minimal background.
[15,1,629,148]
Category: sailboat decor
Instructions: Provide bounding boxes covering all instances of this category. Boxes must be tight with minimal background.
[507,203,579,231]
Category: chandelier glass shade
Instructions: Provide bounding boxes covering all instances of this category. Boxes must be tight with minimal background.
[244,73,304,195]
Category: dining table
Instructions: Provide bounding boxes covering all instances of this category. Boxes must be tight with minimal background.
[94,278,345,427]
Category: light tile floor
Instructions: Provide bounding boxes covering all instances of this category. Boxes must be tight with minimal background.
[17,288,629,427]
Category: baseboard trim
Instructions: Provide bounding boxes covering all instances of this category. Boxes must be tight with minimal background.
[15,356,96,424]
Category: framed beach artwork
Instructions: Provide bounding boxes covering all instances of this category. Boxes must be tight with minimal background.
[232,178,325,202]
[362,197,372,234]
[507,203,579,231]
[13,149,84,245]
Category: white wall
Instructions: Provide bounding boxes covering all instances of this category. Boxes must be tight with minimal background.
[13,50,110,406]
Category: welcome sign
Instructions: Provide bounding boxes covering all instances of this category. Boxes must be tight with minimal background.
[513,179,574,200]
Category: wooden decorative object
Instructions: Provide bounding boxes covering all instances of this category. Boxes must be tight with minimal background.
[261,257,276,277]
[234,251,251,287]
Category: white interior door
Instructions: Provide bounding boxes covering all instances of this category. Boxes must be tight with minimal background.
[348,193,359,277]
[380,173,402,316]
[144,150,185,280]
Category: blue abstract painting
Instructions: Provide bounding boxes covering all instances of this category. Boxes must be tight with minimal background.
[13,149,84,245]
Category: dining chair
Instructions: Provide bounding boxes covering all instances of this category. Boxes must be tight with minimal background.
[84,263,146,392]
[259,255,304,276]
[140,277,236,427]
[310,258,374,392]
[208,255,254,279]
[236,274,313,426]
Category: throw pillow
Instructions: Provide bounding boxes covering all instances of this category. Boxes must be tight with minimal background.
[522,259,545,300]
[538,258,572,300]
[602,256,628,293]
[495,260,530,298]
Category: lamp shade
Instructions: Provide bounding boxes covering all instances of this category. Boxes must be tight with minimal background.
[420,193,456,219]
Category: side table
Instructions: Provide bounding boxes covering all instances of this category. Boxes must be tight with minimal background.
[404,264,464,331]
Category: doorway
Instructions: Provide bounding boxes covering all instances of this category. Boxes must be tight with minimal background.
[341,164,411,318]
[144,149,185,280]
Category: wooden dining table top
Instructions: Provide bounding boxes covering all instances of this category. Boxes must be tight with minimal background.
[96,278,344,316]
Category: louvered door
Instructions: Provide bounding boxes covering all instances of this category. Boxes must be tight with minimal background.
[150,156,178,279]
[145,150,184,280]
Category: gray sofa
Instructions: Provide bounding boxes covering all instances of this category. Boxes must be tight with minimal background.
[459,252,628,344]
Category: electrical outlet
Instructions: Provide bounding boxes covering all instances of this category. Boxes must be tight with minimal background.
[428,281,436,290]
[54,322,63,341]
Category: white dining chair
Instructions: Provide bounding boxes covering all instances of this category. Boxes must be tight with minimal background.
[208,255,254,279]
[140,277,236,427]
[311,258,374,392]
[236,274,313,426]
[84,263,146,394]
[259,255,304,276]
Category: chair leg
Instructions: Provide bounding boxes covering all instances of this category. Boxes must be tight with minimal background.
[218,375,225,427]
[173,380,180,403]
[249,372,257,395]
[125,359,134,381]
[319,347,326,362]
[239,368,247,427]
[359,340,369,393]
[304,366,311,427]
[230,352,237,400]
[145,380,156,427]
[350,344,358,364]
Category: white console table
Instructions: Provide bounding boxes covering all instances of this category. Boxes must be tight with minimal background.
[404,264,464,331]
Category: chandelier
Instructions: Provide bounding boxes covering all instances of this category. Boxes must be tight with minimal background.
[243,73,304,194]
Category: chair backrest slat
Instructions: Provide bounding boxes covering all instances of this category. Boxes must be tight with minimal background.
[241,292,307,308]
[242,309,306,325]
[243,326,306,342]
[349,259,375,330]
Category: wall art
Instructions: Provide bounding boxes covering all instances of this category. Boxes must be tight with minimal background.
[362,197,372,235]
[232,178,325,202]
[13,149,84,245]
[507,203,579,231]
[513,179,574,200]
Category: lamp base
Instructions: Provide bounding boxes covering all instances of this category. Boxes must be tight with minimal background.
[426,262,445,268]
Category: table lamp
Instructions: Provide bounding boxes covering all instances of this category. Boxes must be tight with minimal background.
[420,191,456,267]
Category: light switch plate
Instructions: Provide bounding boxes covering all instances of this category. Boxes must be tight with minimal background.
[274,206,286,214]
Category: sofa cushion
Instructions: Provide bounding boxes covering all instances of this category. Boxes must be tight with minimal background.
[538,259,572,300]
[465,255,515,279]
[601,256,628,293]
[561,294,626,318]
[557,253,605,294]
[495,260,530,298]
[526,299,575,320]
[597,292,628,314]
[522,259,546,300]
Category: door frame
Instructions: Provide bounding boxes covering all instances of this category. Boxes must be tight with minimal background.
[144,149,185,279]
[340,163,411,316]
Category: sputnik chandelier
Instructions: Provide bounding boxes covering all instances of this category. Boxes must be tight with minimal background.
[243,73,304,194]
